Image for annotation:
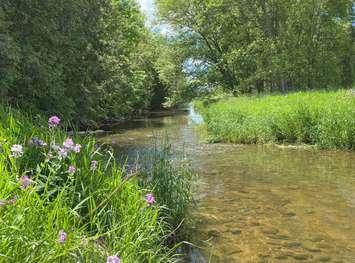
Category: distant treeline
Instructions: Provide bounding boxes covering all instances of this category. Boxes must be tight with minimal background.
[0,0,189,126]
[157,0,355,94]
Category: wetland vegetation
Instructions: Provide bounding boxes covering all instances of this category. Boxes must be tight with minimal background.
[195,90,355,150]
[0,0,354,262]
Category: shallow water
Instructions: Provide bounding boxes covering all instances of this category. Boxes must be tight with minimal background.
[99,109,355,262]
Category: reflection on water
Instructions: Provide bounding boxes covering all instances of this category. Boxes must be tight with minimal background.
[99,109,355,262]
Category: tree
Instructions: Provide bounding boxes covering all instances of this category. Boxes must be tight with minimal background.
[0,0,190,126]
[156,0,354,94]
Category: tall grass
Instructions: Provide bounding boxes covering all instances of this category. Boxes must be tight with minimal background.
[140,137,193,231]
[195,90,355,150]
[0,107,192,262]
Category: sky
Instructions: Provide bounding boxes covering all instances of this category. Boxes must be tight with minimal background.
[138,0,173,36]
[138,0,155,23]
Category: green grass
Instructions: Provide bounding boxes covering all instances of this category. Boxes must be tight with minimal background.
[0,107,193,262]
[195,90,355,150]
[141,137,193,235]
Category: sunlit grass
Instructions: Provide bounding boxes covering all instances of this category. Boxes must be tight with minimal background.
[0,107,192,262]
[195,90,355,150]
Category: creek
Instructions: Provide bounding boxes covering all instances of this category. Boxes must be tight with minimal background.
[99,107,355,262]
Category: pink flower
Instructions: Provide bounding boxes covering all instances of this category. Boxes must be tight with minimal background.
[48,116,60,128]
[145,193,155,207]
[63,138,74,149]
[58,148,68,159]
[20,176,31,189]
[62,139,81,154]
[107,255,121,263]
[58,230,67,245]
[73,144,81,153]
[68,165,76,174]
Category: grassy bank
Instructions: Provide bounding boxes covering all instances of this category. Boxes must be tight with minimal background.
[195,90,355,150]
[0,107,192,262]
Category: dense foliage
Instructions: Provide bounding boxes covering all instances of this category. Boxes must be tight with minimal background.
[0,0,189,126]
[195,90,355,150]
[0,107,193,262]
[157,0,355,94]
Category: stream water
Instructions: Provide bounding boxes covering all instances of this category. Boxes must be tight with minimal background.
[99,108,355,262]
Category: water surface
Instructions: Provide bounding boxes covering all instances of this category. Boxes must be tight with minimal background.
[99,110,355,262]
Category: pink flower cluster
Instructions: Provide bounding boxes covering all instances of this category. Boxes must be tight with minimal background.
[68,165,76,174]
[53,138,81,160]
[107,255,121,263]
[145,193,155,207]
[48,115,60,128]
[58,229,67,245]
[63,138,81,153]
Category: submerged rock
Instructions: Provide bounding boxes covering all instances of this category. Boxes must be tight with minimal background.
[314,255,331,262]
[283,241,302,248]
[207,229,221,238]
[261,226,279,235]
[302,241,322,252]
[230,228,242,235]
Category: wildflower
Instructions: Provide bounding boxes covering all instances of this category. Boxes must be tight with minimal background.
[20,175,31,189]
[73,144,81,153]
[107,255,121,263]
[145,193,155,207]
[28,137,47,147]
[58,230,67,245]
[62,138,81,154]
[58,148,68,159]
[63,138,74,149]
[10,144,23,158]
[68,165,76,174]
[90,160,98,171]
[48,115,60,128]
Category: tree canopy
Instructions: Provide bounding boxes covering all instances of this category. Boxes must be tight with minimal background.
[156,0,354,94]
[1,0,353,125]
[0,0,189,126]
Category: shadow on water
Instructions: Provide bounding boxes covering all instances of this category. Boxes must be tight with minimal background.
[98,106,355,263]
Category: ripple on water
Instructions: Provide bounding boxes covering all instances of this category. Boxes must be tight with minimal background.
[99,111,355,263]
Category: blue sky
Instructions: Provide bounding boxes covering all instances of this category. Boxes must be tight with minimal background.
[138,0,155,22]
[138,0,173,35]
